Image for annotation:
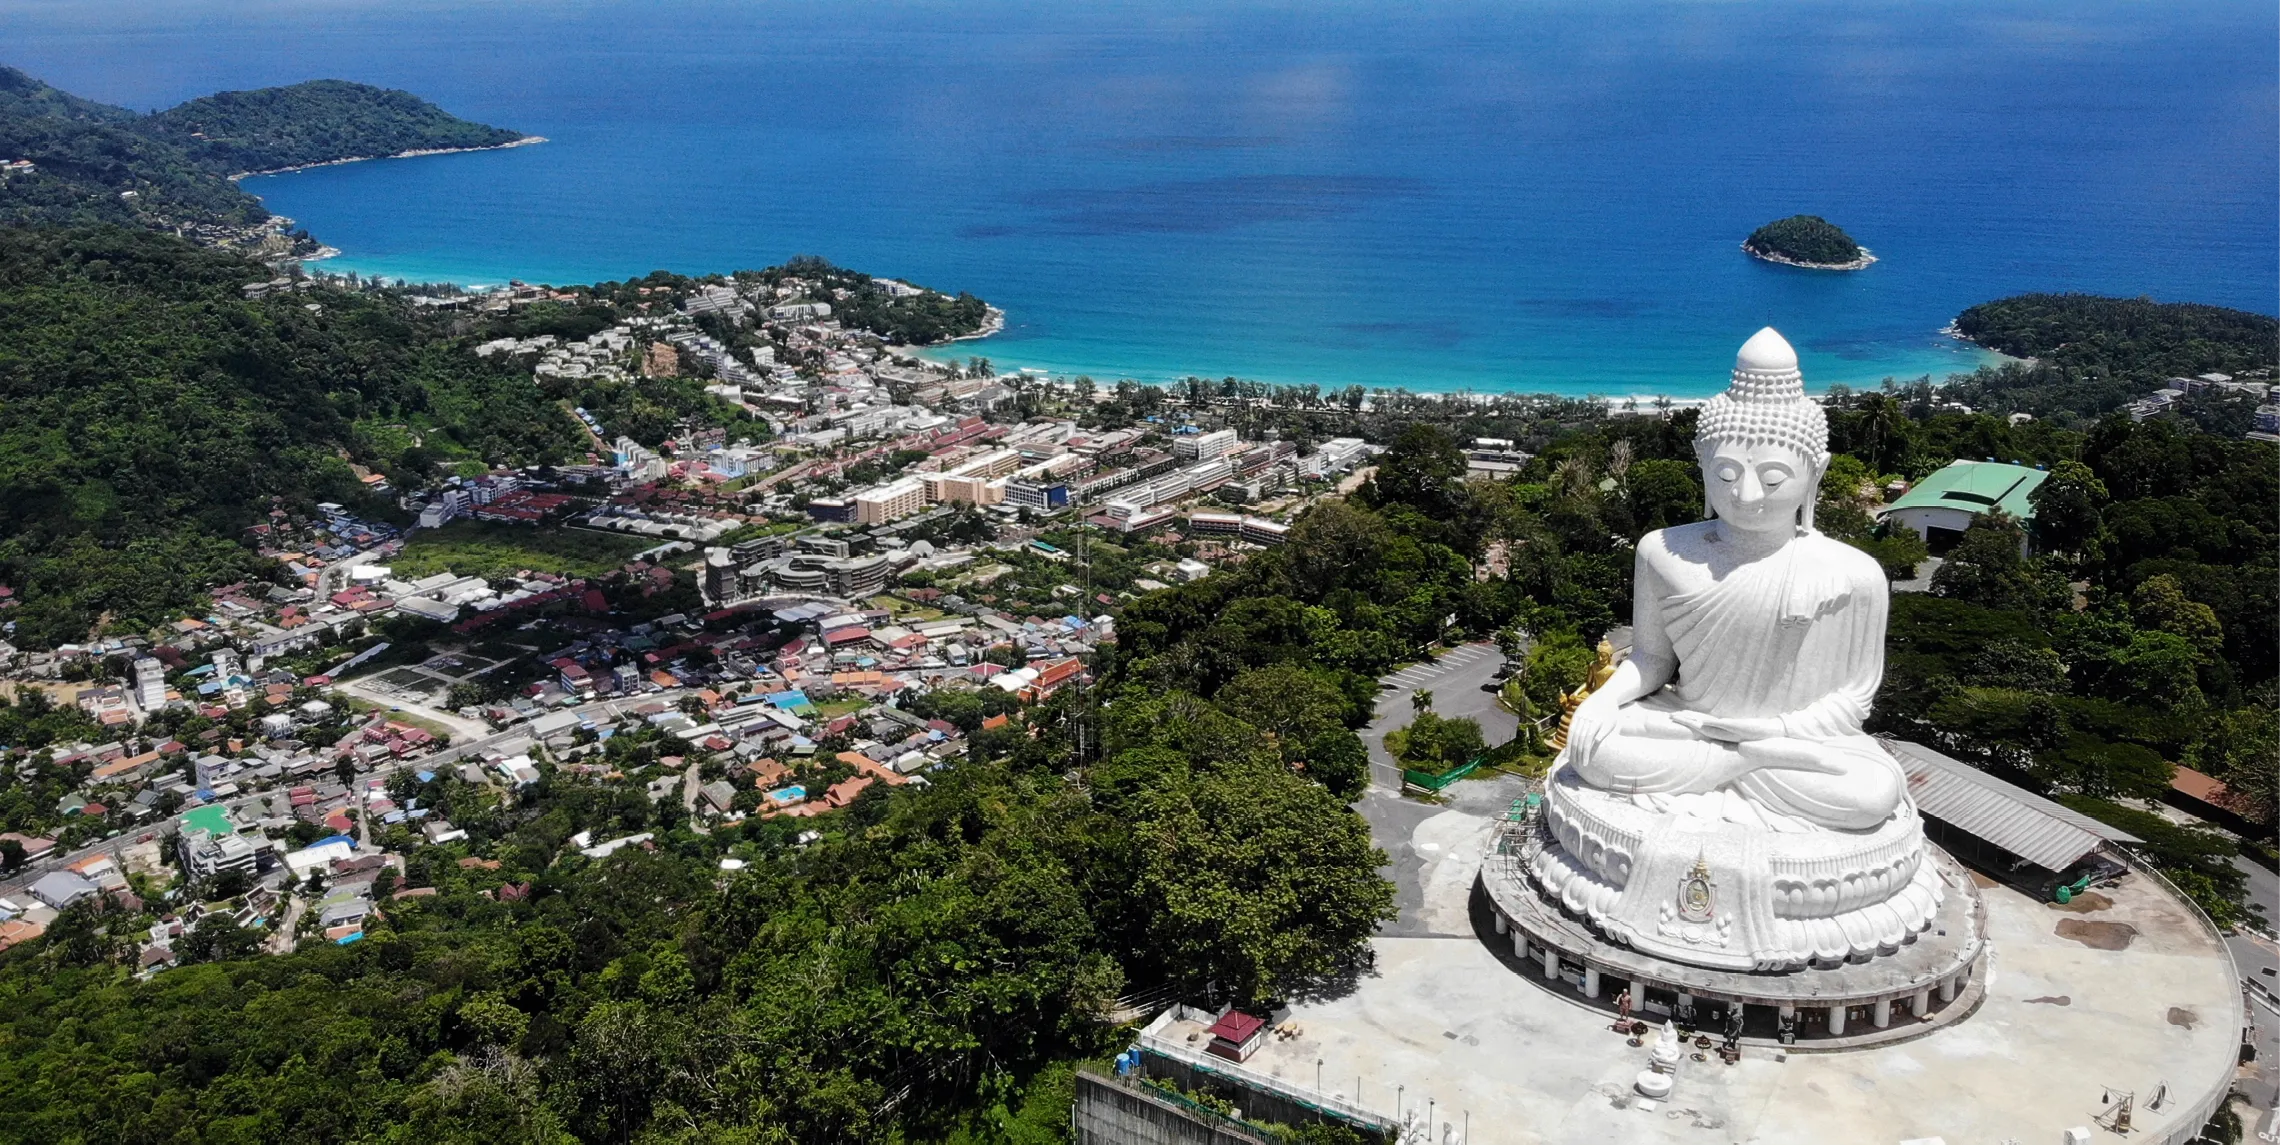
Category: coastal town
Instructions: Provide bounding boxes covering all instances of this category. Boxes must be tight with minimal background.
[0,263,2270,989]
[0,267,1411,972]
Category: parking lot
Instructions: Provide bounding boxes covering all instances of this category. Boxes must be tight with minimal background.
[1362,642,1516,792]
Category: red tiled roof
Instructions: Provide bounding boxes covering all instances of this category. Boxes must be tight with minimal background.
[2170,766,2232,805]
[1207,1011,1265,1044]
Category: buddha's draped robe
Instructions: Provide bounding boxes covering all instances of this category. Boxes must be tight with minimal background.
[1572,531,1902,830]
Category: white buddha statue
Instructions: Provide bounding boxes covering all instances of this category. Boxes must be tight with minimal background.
[1562,326,1902,832]
[1527,328,1942,972]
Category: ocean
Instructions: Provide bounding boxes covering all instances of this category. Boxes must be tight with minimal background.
[4,0,2273,397]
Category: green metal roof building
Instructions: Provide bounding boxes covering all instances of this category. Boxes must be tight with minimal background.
[178,803,235,838]
[1880,460,2048,551]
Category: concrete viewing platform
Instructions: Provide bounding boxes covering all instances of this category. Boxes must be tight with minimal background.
[1148,789,2246,1145]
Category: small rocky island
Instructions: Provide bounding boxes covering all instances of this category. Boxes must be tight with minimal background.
[1742,214,1875,270]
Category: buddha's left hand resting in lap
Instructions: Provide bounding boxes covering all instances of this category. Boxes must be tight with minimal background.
[1558,327,1904,833]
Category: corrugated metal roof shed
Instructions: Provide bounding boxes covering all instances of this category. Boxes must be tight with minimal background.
[1884,460,2050,519]
[1885,737,2141,871]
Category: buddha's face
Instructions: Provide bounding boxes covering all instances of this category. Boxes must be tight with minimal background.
[1700,439,1817,534]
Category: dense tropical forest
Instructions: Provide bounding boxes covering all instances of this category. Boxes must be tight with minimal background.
[1741,214,1866,266]
[0,66,521,248]
[1857,412,2276,919]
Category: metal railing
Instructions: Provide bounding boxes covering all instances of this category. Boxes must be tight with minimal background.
[1136,1026,1397,1134]
[2112,850,2249,1143]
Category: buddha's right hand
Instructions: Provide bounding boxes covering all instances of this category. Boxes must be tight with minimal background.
[1563,693,1621,769]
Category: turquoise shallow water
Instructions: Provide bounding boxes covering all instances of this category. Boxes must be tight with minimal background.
[5,0,2273,396]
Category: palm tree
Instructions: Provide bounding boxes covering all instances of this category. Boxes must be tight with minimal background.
[1553,455,1595,502]
[1860,393,1902,473]
[1411,688,1433,712]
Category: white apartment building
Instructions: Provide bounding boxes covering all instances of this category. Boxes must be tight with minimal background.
[1300,437,1374,479]
[1173,428,1239,462]
[132,657,167,712]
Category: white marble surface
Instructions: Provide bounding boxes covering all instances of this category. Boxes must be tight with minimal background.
[1539,327,1933,970]
[1227,801,2238,1144]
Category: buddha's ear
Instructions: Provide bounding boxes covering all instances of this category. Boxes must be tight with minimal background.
[1798,454,1829,532]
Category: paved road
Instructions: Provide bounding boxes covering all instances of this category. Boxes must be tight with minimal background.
[333,675,494,744]
[1363,643,1516,792]
[2228,855,2280,1124]
[1,690,689,904]
[1357,773,1529,938]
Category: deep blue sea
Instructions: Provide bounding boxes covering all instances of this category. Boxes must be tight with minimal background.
[4,0,2273,396]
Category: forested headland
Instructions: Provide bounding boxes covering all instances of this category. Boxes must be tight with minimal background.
[1941,293,2280,424]
[144,79,525,176]
[0,66,524,251]
[743,256,995,346]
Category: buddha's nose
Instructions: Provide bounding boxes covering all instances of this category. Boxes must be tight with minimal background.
[1733,470,1767,509]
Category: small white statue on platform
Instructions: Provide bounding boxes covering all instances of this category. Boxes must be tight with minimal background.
[1650,1020,1683,1072]
[1635,1020,1683,1098]
[1528,328,1943,971]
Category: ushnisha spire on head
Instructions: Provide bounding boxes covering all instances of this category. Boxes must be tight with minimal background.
[1695,326,1829,466]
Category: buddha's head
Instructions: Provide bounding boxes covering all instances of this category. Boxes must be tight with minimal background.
[1695,327,1828,535]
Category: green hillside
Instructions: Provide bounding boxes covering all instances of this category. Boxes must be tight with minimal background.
[0,67,263,233]
[0,227,587,646]
[0,66,524,251]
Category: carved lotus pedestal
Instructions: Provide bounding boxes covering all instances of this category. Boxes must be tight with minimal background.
[1529,764,1945,972]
